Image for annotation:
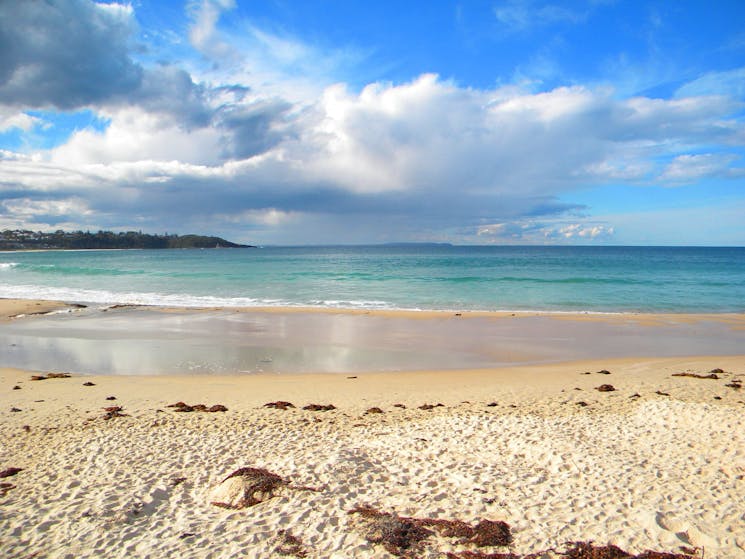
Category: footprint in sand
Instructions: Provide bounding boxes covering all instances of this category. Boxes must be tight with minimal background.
[655,512,719,550]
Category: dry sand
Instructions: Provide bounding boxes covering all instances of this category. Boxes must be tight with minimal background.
[1,299,745,558]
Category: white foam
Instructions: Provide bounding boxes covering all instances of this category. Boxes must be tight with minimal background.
[0,283,398,310]
[0,262,18,270]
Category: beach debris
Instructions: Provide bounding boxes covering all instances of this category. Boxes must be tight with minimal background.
[82,381,96,386]
[30,373,71,381]
[596,370,612,375]
[365,407,384,414]
[655,391,670,396]
[418,403,445,411]
[348,506,433,556]
[394,403,406,409]
[709,368,725,375]
[576,401,589,407]
[560,541,698,558]
[105,396,117,400]
[170,476,187,487]
[179,532,196,540]
[446,552,521,559]
[0,482,16,497]
[349,507,513,556]
[102,406,128,420]
[725,379,742,390]
[22,425,31,432]
[210,467,287,509]
[12,385,21,390]
[714,396,722,400]
[595,384,616,392]
[274,530,308,558]
[630,393,641,399]
[264,401,295,410]
[0,467,23,478]
[207,404,228,412]
[486,402,498,407]
[672,372,719,379]
[347,376,358,379]
[10,407,22,412]
[166,402,228,412]
[302,403,336,411]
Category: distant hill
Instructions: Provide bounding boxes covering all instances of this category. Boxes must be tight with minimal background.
[0,229,254,250]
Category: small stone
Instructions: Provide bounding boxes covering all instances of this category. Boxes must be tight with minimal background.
[595,384,616,392]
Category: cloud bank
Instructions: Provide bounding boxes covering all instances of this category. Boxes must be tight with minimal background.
[1,0,744,244]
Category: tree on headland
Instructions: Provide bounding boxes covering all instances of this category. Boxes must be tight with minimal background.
[0,229,253,250]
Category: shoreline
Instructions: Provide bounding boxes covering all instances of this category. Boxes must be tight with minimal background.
[3,296,745,322]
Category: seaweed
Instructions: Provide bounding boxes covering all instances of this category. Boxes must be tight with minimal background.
[264,401,296,410]
[365,407,384,414]
[672,372,719,380]
[102,406,128,420]
[349,506,433,556]
[302,404,336,411]
[418,403,445,410]
[211,467,287,509]
[167,402,228,412]
[30,373,71,381]
[595,385,616,392]
[0,467,23,478]
[348,507,512,557]
[274,529,308,558]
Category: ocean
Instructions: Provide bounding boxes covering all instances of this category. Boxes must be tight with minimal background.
[1,245,744,313]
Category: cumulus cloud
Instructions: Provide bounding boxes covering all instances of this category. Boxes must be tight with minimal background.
[659,153,745,183]
[477,219,614,243]
[1,1,745,243]
[0,1,142,109]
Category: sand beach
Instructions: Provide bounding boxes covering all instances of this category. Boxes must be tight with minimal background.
[2,299,745,558]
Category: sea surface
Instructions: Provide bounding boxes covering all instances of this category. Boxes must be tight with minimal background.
[1,245,744,313]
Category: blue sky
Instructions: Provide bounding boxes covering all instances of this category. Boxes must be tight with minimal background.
[1,0,744,245]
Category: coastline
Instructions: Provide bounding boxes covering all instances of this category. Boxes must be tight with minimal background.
[2,298,745,557]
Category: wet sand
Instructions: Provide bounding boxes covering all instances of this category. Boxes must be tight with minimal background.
[1,299,745,558]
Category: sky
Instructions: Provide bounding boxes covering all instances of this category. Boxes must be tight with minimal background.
[1,0,744,245]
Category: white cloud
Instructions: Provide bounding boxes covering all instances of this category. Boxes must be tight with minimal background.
[494,1,587,31]
[0,109,41,132]
[660,153,745,183]
[477,219,614,243]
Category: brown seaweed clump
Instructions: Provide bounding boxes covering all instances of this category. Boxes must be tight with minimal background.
[349,507,433,556]
[166,402,228,412]
[562,541,697,559]
[365,407,384,414]
[0,482,16,497]
[349,507,513,557]
[274,530,308,558]
[30,373,71,381]
[102,406,128,420]
[671,372,719,380]
[725,379,742,390]
[595,385,616,392]
[264,401,296,410]
[210,467,287,509]
[418,403,445,410]
[0,467,23,478]
[302,403,336,411]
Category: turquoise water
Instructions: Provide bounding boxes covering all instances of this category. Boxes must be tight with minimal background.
[1,246,744,313]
